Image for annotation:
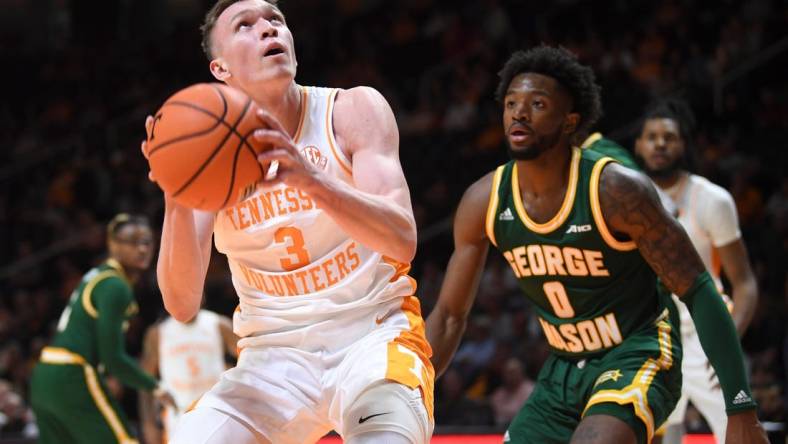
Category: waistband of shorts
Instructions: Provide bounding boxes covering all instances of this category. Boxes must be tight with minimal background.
[40,346,88,366]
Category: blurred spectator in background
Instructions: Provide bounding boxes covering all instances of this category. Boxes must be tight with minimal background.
[489,358,534,427]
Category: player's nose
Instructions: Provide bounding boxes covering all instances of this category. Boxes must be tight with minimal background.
[257,18,278,39]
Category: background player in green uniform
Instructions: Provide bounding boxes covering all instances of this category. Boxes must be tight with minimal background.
[30,214,175,444]
[581,132,640,171]
[425,46,766,443]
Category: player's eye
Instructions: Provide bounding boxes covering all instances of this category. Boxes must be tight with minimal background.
[533,100,545,109]
[236,20,252,31]
[505,100,516,109]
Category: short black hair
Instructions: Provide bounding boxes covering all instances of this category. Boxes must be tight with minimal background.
[107,213,150,239]
[639,97,698,172]
[495,45,602,136]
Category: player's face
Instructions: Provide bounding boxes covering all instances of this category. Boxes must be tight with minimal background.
[110,224,155,271]
[502,73,578,160]
[210,0,297,91]
[635,118,685,178]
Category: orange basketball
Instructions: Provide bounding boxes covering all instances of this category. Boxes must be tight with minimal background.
[146,83,267,211]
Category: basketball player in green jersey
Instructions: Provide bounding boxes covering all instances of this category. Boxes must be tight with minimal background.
[425,46,767,443]
[30,214,175,444]
[581,132,640,171]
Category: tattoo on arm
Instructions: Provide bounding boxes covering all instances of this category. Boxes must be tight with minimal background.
[599,164,705,296]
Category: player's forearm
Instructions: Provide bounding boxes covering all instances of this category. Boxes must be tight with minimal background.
[730,275,758,336]
[682,272,757,413]
[426,306,468,378]
[158,198,212,321]
[139,390,159,443]
[103,351,159,391]
[302,176,416,263]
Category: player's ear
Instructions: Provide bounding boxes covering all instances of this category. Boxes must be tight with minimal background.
[564,113,580,135]
[210,59,231,81]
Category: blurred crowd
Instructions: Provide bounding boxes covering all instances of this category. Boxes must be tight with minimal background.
[1,0,786,439]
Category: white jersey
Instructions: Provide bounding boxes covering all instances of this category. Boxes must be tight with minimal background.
[662,174,740,344]
[158,310,226,411]
[662,174,740,441]
[213,86,416,350]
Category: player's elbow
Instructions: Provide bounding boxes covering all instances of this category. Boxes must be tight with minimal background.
[391,227,417,263]
[159,285,201,322]
[165,301,200,323]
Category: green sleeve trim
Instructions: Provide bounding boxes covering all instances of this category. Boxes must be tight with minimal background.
[682,271,757,414]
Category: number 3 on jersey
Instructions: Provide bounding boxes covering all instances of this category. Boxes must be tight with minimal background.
[275,227,311,271]
[544,281,575,318]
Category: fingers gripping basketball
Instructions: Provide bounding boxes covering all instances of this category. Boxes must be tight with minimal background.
[146,83,268,211]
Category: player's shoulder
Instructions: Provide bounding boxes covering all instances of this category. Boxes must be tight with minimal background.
[334,86,390,114]
[599,160,653,191]
[464,169,499,203]
[688,174,734,202]
[90,270,131,297]
[597,161,663,210]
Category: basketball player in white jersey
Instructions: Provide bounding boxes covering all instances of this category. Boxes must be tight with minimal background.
[140,1,434,443]
[634,98,759,444]
[139,309,238,444]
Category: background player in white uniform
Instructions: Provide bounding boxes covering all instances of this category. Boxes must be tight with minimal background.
[634,98,759,444]
[139,309,238,444]
[140,1,434,443]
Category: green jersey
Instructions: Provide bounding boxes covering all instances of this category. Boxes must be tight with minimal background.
[581,132,641,171]
[486,147,673,358]
[51,259,157,391]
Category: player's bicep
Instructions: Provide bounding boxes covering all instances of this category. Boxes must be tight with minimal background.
[717,239,754,286]
[336,86,413,211]
[599,163,705,295]
[352,148,412,212]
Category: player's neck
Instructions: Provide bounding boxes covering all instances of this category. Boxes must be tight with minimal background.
[251,82,303,138]
[515,145,573,197]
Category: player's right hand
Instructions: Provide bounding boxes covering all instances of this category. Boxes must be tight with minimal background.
[141,115,156,183]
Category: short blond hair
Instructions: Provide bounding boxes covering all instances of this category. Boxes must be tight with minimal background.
[200,0,281,60]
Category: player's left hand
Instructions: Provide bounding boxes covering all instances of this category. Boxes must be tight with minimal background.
[725,410,768,443]
[253,109,322,190]
[153,386,178,412]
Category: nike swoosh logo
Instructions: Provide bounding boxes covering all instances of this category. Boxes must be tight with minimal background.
[358,412,391,424]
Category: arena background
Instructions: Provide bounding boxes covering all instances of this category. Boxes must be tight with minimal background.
[0,0,786,442]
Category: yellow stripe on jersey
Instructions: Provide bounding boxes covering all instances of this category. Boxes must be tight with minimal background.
[589,157,638,251]
[106,258,130,284]
[82,270,122,318]
[485,165,506,247]
[581,132,603,149]
[511,147,581,234]
[83,364,138,443]
[326,88,353,177]
[582,320,674,442]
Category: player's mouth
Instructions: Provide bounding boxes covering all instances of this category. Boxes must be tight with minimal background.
[508,127,533,144]
[262,43,286,59]
[649,153,672,166]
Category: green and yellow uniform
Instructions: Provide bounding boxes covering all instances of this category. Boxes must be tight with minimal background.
[30,259,157,444]
[581,132,641,171]
[486,148,681,443]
